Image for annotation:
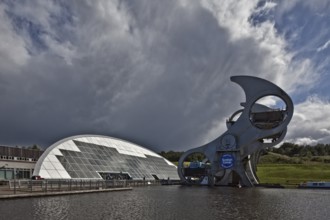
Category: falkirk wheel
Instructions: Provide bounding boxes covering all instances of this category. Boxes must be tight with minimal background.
[177,75,294,187]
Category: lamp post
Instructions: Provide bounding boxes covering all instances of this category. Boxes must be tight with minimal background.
[14,168,16,194]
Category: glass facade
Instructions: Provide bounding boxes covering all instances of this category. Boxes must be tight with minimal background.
[0,168,32,180]
[33,135,179,180]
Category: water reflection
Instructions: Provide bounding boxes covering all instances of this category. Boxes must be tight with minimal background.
[33,196,70,220]
[0,186,329,220]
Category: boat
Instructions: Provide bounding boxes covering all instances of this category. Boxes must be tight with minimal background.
[298,181,330,189]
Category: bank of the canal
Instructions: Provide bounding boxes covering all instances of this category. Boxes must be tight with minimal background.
[0,179,160,199]
[0,187,132,199]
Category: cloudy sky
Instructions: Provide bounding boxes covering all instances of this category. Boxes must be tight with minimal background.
[0,0,329,151]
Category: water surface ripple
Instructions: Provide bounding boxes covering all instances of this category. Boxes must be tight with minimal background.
[1,186,329,220]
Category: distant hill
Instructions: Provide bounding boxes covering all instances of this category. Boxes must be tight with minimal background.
[259,152,301,164]
[159,142,330,164]
[271,142,330,157]
[259,152,330,164]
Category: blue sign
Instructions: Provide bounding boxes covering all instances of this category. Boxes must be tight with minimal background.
[220,154,235,169]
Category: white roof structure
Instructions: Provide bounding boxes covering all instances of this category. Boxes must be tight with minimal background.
[33,135,178,180]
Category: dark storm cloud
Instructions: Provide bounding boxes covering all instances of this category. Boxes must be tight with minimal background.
[0,0,319,151]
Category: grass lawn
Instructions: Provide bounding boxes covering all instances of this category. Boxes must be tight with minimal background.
[257,163,330,186]
[172,156,330,186]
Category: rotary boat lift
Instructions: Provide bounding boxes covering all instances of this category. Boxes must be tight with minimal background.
[177,75,294,187]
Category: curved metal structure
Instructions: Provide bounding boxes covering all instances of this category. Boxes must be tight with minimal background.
[178,75,294,186]
[33,134,179,180]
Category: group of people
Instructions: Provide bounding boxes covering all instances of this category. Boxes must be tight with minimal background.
[103,172,131,180]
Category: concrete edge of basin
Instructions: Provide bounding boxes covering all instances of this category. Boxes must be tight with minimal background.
[0,187,133,199]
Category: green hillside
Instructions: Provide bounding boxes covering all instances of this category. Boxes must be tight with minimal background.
[258,152,330,164]
[257,164,330,185]
[257,152,330,185]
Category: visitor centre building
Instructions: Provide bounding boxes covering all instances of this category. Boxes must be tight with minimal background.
[33,135,179,181]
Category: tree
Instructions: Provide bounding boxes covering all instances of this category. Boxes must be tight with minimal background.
[28,144,42,150]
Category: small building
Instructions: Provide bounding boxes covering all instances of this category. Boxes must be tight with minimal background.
[0,145,44,180]
[33,135,179,180]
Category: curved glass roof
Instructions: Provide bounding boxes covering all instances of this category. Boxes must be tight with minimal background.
[33,135,179,180]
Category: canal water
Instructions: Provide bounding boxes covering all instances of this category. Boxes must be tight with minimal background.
[1,185,329,220]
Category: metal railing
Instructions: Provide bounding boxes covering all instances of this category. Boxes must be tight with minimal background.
[6,179,161,194]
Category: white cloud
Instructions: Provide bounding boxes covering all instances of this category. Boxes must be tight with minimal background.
[0,4,29,72]
[200,0,318,94]
[286,96,330,145]
[320,128,330,135]
[289,137,318,146]
[0,0,327,150]
[275,0,329,15]
[200,0,253,38]
[317,39,330,52]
